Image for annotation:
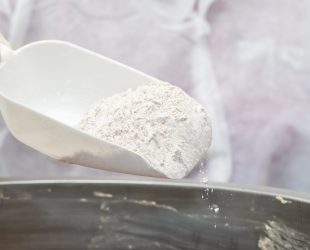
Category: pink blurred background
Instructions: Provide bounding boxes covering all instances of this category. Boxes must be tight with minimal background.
[0,0,309,192]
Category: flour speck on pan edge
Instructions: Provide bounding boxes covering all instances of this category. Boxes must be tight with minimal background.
[77,80,212,179]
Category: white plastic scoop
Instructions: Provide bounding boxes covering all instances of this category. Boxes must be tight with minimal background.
[0,40,165,178]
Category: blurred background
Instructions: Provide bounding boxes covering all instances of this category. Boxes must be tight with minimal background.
[0,0,309,192]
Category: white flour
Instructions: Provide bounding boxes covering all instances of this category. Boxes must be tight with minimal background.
[78,81,212,179]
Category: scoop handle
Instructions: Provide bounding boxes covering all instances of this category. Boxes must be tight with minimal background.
[0,33,13,64]
[0,33,14,112]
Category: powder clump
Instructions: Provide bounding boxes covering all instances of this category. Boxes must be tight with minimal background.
[78,81,212,179]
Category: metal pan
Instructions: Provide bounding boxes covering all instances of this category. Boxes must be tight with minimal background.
[0,180,309,250]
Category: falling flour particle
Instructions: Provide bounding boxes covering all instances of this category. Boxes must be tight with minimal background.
[211,204,219,213]
[202,177,208,184]
[78,81,212,179]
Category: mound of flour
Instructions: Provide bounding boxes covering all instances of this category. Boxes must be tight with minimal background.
[78,81,212,179]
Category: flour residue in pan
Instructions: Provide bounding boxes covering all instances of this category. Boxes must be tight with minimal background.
[258,220,309,250]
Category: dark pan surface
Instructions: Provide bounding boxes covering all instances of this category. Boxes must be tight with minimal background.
[0,180,309,250]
